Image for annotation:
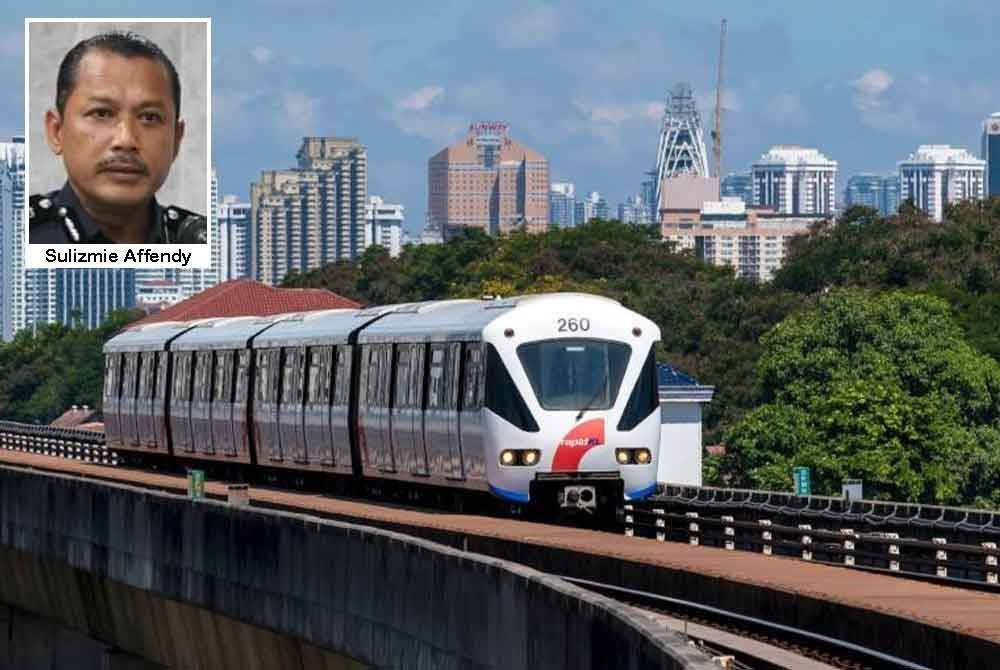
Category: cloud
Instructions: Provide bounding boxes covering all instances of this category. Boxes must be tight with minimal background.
[279,91,320,133]
[573,100,663,126]
[766,92,806,125]
[497,5,559,48]
[852,68,894,112]
[213,89,259,131]
[250,47,273,65]
[396,85,444,111]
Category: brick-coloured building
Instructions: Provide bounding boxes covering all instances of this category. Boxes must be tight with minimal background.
[427,122,549,238]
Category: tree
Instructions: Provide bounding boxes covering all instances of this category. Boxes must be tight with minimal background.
[721,289,1000,505]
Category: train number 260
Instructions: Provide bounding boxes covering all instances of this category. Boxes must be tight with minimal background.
[557,317,591,332]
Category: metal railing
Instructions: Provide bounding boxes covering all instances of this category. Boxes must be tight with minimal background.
[625,501,1000,588]
[0,420,116,466]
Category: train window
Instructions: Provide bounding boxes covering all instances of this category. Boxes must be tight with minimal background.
[234,350,250,401]
[157,354,169,400]
[121,353,136,399]
[172,352,192,402]
[103,354,120,400]
[427,344,446,410]
[195,351,213,402]
[214,351,234,403]
[381,344,394,407]
[516,339,631,411]
[139,352,157,400]
[333,346,352,405]
[136,354,148,400]
[446,343,461,410]
[394,345,412,408]
[281,347,305,406]
[485,344,539,432]
[618,345,660,431]
[462,344,485,411]
[255,350,277,403]
[306,346,332,404]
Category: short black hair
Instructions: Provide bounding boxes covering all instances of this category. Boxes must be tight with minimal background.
[55,31,181,119]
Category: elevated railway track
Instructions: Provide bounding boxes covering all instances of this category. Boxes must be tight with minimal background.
[0,420,998,669]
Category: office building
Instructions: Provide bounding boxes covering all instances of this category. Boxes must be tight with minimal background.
[845,174,900,216]
[617,194,651,224]
[662,198,818,281]
[427,122,549,237]
[751,145,837,216]
[365,196,404,258]
[983,113,1000,197]
[550,182,576,227]
[55,268,136,329]
[721,173,753,204]
[899,144,985,222]
[218,195,251,280]
[252,137,367,285]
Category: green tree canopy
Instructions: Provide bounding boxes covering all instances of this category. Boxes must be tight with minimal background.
[722,289,1000,505]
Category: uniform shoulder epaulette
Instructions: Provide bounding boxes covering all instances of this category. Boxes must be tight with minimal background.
[161,205,207,244]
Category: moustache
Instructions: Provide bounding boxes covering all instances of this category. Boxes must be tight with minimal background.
[97,157,149,175]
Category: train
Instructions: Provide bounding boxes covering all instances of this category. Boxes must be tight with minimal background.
[102,292,662,513]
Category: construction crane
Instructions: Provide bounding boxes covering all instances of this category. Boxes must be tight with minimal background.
[711,18,727,182]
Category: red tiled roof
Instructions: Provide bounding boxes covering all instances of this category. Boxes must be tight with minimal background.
[133,279,361,326]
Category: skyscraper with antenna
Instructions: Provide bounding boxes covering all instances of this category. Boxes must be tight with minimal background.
[649,84,712,216]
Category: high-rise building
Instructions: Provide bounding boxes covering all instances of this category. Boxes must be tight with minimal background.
[427,122,549,237]
[899,144,985,222]
[983,113,1000,197]
[550,182,576,227]
[365,196,404,258]
[252,137,367,285]
[844,174,901,217]
[574,191,608,225]
[617,194,651,224]
[0,137,25,341]
[218,195,251,280]
[721,173,753,204]
[55,268,136,329]
[650,84,711,211]
[752,145,837,216]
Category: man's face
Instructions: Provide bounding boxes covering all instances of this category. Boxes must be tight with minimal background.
[44,49,184,211]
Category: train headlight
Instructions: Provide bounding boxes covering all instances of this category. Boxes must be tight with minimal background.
[635,448,652,464]
[616,449,631,465]
[522,450,540,466]
[500,450,516,466]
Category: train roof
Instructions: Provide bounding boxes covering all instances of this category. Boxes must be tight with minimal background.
[252,309,362,348]
[171,315,290,351]
[103,320,201,353]
[356,293,625,344]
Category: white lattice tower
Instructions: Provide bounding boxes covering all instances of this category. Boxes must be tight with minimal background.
[652,83,710,210]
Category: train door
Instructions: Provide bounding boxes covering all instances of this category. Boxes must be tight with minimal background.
[255,348,281,462]
[303,345,334,466]
[424,343,462,479]
[278,346,306,463]
[170,351,195,453]
[233,350,251,459]
[102,354,123,449]
[392,343,427,476]
[330,346,352,469]
[153,353,170,451]
[458,342,486,481]
[359,344,394,472]
[191,351,215,455]
[135,351,156,448]
[121,352,140,447]
[211,350,236,457]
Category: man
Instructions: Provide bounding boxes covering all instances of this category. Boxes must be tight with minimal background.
[30,31,205,244]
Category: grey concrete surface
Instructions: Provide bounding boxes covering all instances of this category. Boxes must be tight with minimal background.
[0,466,714,670]
[27,21,209,216]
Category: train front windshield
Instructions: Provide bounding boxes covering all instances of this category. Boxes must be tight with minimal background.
[517,339,630,411]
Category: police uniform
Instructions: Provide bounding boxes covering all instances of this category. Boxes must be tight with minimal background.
[29,183,206,244]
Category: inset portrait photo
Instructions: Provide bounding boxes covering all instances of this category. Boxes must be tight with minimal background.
[25,18,211,269]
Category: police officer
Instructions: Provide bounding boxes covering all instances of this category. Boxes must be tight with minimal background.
[29,30,205,245]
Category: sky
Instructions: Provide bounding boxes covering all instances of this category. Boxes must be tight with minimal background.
[2,1,998,237]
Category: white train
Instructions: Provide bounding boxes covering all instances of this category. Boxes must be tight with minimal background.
[103,293,662,512]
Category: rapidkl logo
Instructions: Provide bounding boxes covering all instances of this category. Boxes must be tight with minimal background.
[551,419,605,471]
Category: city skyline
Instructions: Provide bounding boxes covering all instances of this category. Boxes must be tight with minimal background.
[0,2,997,237]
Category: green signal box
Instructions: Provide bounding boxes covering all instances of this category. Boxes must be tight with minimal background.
[793,466,811,496]
[188,469,205,500]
